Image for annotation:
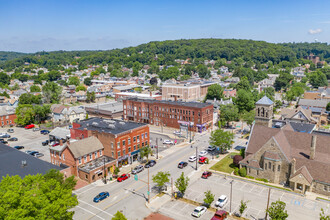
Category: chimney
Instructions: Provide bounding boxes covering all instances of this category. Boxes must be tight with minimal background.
[291,158,296,174]
[310,135,317,160]
[59,139,63,146]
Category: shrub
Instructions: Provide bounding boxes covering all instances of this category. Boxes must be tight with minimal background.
[246,175,255,179]
[256,178,268,183]
[238,167,247,177]
[114,167,120,175]
[234,167,239,175]
[233,155,243,166]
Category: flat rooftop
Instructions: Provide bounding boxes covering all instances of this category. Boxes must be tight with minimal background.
[126,98,213,108]
[78,155,115,173]
[76,117,147,135]
[85,101,123,113]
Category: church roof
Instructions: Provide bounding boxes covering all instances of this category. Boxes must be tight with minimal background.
[256,96,274,105]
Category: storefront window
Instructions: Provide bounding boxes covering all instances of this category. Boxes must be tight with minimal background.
[145,141,148,146]
[134,145,136,150]
[142,143,144,147]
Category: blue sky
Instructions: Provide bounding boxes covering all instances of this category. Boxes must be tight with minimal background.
[0,0,329,52]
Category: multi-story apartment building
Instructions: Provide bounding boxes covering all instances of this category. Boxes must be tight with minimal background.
[70,117,149,166]
[123,98,213,133]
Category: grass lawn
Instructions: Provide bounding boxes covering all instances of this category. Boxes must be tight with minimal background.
[210,152,239,173]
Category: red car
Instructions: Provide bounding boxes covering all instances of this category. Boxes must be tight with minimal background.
[117,174,130,182]
[199,157,208,164]
[25,124,35,129]
[211,210,228,220]
[201,171,212,179]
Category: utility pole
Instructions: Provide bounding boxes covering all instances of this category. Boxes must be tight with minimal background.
[147,167,150,203]
[265,188,271,220]
[195,146,198,171]
[230,180,233,213]
[171,178,173,199]
[156,138,158,159]
[103,157,107,184]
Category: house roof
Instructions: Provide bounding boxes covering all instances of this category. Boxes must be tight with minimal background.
[288,122,316,134]
[264,151,280,160]
[247,124,330,184]
[298,99,328,108]
[256,96,274,105]
[68,136,104,158]
[0,143,62,180]
[290,165,313,185]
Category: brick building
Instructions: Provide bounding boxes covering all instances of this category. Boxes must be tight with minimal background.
[49,136,116,183]
[70,118,149,166]
[0,106,16,126]
[123,98,213,133]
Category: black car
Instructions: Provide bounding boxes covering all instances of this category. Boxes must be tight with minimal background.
[0,140,8,144]
[42,140,49,146]
[14,146,24,150]
[40,130,50,135]
[29,151,39,156]
[178,161,188,169]
[8,137,18,141]
[145,160,156,168]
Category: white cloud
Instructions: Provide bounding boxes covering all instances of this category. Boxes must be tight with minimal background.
[308,28,322,35]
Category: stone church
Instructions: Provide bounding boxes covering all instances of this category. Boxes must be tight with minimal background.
[240,96,330,196]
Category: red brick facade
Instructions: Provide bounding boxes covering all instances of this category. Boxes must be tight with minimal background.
[123,99,213,132]
[0,113,16,126]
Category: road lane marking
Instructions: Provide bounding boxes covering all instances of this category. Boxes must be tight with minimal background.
[79,200,114,217]
[75,205,105,220]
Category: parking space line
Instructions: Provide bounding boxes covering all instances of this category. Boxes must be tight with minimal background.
[239,183,247,190]
[75,205,105,220]
[249,185,256,192]
[79,200,114,217]
[279,192,284,201]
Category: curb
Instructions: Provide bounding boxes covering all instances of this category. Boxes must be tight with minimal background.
[316,197,330,204]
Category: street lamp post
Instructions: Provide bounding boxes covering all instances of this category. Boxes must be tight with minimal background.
[156,138,159,159]
[103,157,107,184]
[230,180,233,213]
[195,146,198,171]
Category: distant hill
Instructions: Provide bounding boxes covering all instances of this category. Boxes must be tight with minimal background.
[0,39,329,70]
[0,51,28,63]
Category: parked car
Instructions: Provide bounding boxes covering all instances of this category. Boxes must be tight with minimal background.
[173,130,181,135]
[14,146,24,150]
[211,210,228,220]
[0,140,8,144]
[188,155,197,162]
[145,160,156,168]
[42,140,49,146]
[25,150,33,154]
[207,146,216,151]
[198,157,208,164]
[178,161,188,169]
[0,133,10,138]
[201,171,212,179]
[7,129,14,133]
[163,139,174,145]
[215,195,228,208]
[33,127,40,132]
[117,174,130,182]
[199,151,208,157]
[34,153,44,158]
[93,192,110,203]
[132,165,144,174]
[8,137,18,141]
[191,206,207,218]
[29,151,39,156]
[25,124,35,129]
[40,130,50,135]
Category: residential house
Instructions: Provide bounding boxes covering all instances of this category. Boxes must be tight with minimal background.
[52,105,86,123]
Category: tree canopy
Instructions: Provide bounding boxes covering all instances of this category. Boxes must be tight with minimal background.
[209,129,234,153]
[205,84,224,101]
[42,82,63,104]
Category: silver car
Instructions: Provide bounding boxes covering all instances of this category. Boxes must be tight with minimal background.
[132,165,144,174]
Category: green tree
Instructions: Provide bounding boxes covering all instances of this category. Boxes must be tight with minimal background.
[175,172,189,195]
[30,84,41,92]
[266,200,288,220]
[46,70,61,81]
[0,72,10,85]
[219,104,239,127]
[112,211,127,220]
[241,110,255,129]
[209,129,234,153]
[152,171,170,193]
[309,71,328,88]
[33,105,51,124]
[234,89,255,113]
[0,91,10,98]
[140,146,152,162]
[42,82,63,103]
[86,91,96,103]
[84,77,92,86]
[10,83,20,90]
[239,200,250,216]
[15,105,35,126]
[0,170,77,219]
[19,93,42,105]
[274,72,294,91]
[68,76,80,86]
[203,190,215,207]
[235,76,252,91]
[263,87,275,100]
[76,84,86,92]
[320,208,330,220]
[197,64,210,78]
[205,84,224,101]
[326,102,330,111]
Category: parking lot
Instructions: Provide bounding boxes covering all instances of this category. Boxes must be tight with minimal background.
[159,173,330,220]
[0,127,51,162]
[149,132,184,154]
